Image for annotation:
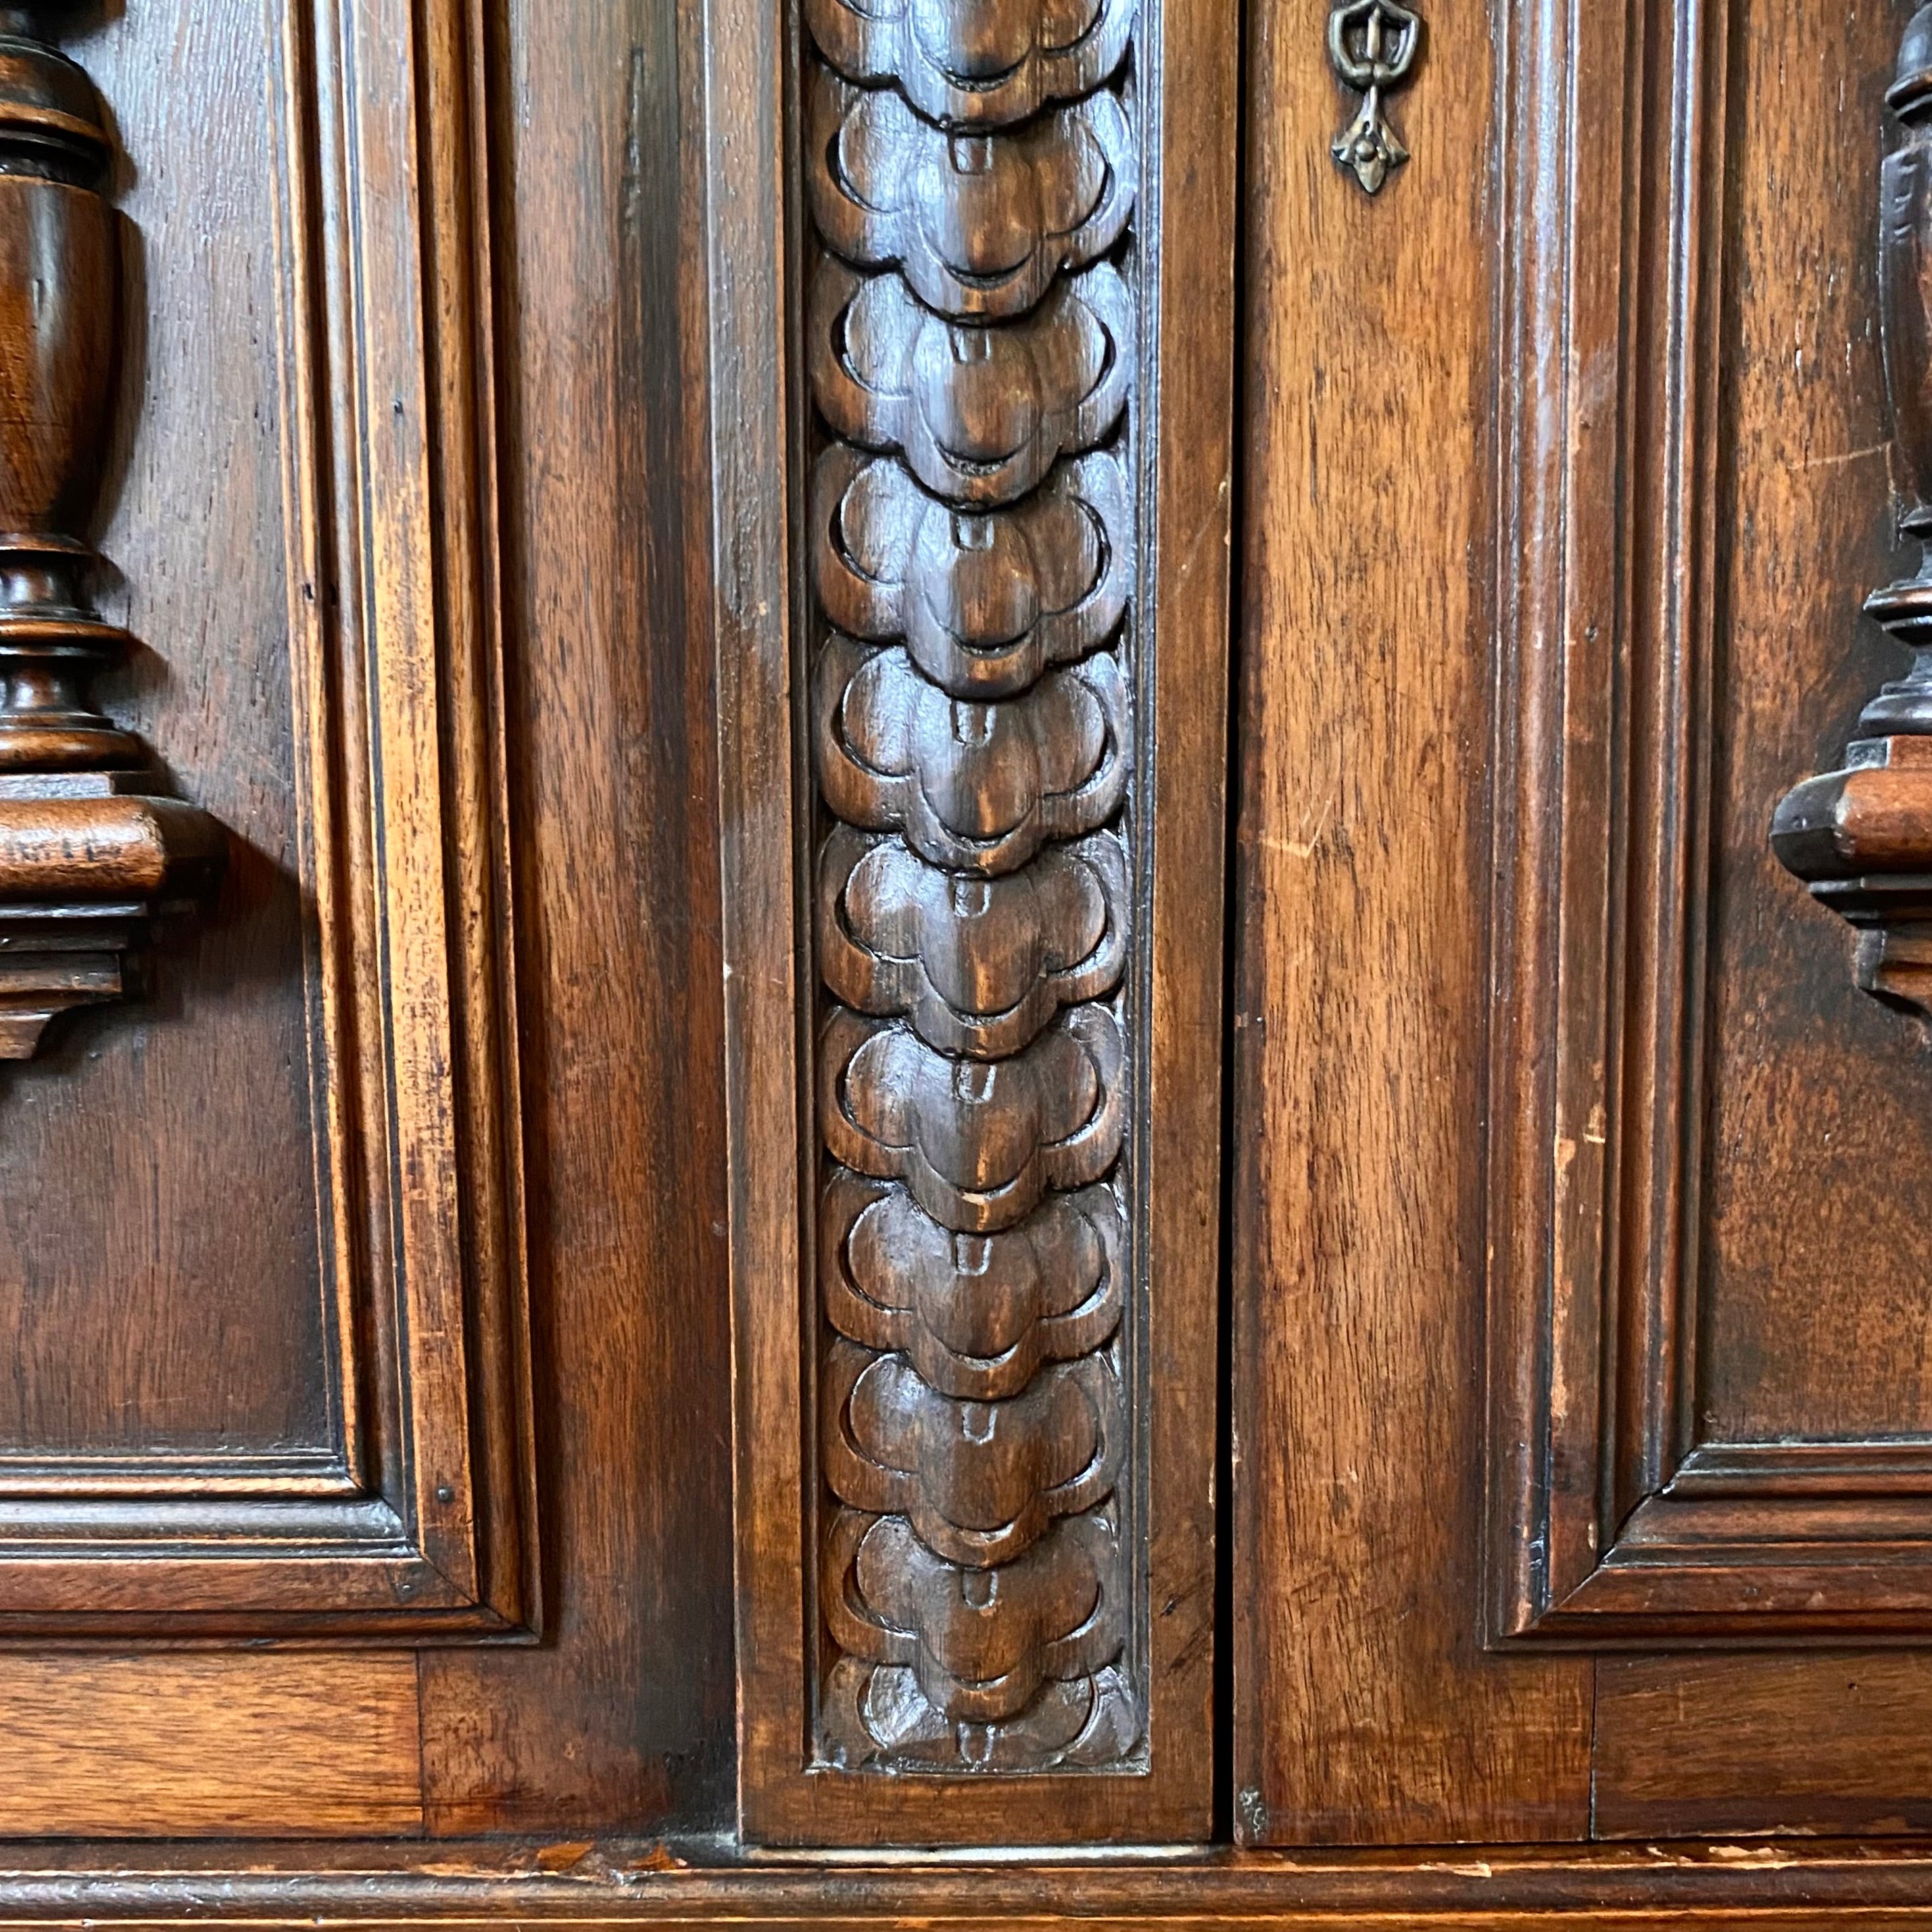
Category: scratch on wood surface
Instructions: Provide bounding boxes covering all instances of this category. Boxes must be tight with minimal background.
[1800,440,1887,470]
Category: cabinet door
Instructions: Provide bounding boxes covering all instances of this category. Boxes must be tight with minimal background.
[0,0,742,1841]
[1234,0,1932,1844]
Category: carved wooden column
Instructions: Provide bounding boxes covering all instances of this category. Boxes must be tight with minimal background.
[805,0,1140,1772]
[0,5,219,1059]
[1774,5,1932,1015]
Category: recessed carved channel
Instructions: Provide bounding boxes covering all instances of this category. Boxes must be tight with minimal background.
[804,0,1143,1774]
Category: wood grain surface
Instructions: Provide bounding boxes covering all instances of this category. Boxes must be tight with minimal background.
[1230,0,1592,1845]
[0,1656,422,1837]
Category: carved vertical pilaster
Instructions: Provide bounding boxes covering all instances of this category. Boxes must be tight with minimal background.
[0,5,220,1059]
[1774,5,1932,1016]
[803,0,1143,1772]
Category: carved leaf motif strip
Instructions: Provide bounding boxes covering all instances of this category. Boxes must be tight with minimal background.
[806,0,1144,1777]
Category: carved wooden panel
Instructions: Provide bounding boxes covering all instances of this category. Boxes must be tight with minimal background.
[715,0,1234,1846]
[0,0,533,1637]
[1489,0,1932,1643]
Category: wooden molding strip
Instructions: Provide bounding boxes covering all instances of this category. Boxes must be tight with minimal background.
[714,0,1235,1851]
[5,1843,1932,1924]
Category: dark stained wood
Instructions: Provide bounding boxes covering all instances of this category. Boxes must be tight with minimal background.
[0,0,535,1643]
[804,0,1141,1781]
[1486,0,1932,1646]
[1696,0,1932,1466]
[1230,0,1593,1847]
[0,7,220,1057]
[1593,1653,1932,1839]
[1776,4,1932,1019]
[5,0,1932,1878]
[16,1840,1932,1925]
[725,0,1233,1843]
[416,0,735,1833]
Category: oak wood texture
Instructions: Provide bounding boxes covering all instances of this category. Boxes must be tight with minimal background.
[1486,0,1932,1647]
[804,0,1141,1779]
[1230,0,1593,1848]
[1592,1653,1932,1840]
[0,8,221,1057]
[0,0,534,1641]
[720,0,1233,1843]
[413,0,738,1837]
[0,1656,422,1838]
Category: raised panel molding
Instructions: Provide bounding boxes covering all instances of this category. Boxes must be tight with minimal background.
[0,0,535,1638]
[715,0,1234,1848]
[1488,0,1932,1643]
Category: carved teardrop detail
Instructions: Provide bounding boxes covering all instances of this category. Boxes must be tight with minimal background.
[811,259,1132,506]
[813,444,1130,700]
[808,69,1136,320]
[823,1341,1124,1568]
[819,1004,1126,1234]
[815,636,1130,875]
[804,0,1144,1771]
[821,1507,1126,1723]
[804,0,1136,130]
[820,1172,1125,1402]
[818,825,1128,1058]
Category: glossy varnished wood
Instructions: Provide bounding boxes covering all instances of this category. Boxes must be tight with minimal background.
[723,0,1234,1843]
[1486,0,1932,1650]
[0,7,220,1056]
[0,1657,422,1838]
[1230,0,1591,1847]
[416,0,736,1834]
[0,0,535,1641]
[9,1841,1932,1927]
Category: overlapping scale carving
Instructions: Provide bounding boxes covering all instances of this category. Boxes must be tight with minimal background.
[813,445,1130,699]
[804,0,1136,129]
[809,260,1132,505]
[807,70,1136,320]
[823,1342,1123,1566]
[820,1174,1124,1401]
[818,825,1127,1057]
[805,0,1142,1774]
[819,1005,1125,1233]
[821,1510,1126,1722]
[820,1651,1142,1770]
[815,637,1129,875]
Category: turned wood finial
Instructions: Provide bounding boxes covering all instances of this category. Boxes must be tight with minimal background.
[0,3,144,773]
[0,7,221,1060]
[1772,3,1932,1019]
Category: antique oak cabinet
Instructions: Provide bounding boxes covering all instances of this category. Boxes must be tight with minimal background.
[4,0,1932,1923]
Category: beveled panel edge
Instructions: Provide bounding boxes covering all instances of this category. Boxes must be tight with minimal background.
[1482,0,1812,1646]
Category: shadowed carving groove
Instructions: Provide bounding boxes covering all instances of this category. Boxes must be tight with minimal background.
[818,825,1128,1058]
[820,1174,1125,1402]
[809,260,1132,505]
[819,1005,1126,1234]
[815,637,1130,875]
